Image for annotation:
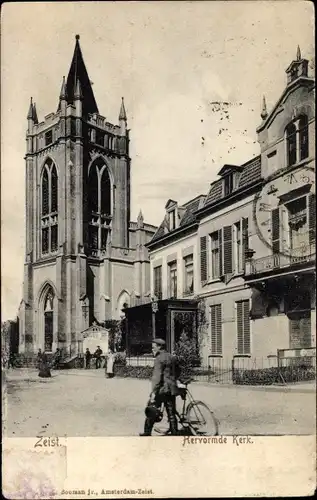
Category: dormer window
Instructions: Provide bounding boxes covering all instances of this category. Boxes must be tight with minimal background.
[286,114,309,167]
[224,173,234,196]
[217,164,242,198]
[169,209,176,230]
[165,199,178,231]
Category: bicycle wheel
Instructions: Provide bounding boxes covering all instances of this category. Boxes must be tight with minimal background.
[186,400,219,436]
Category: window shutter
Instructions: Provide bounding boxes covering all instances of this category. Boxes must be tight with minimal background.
[237,300,250,354]
[271,208,280,254]
[308,193,316,246]
[216,305,222,354]
[200,236,207,282]
[218,229,223,275]
[242,217,249,269]
[210,306,216,353]
[243,300,251,354]
[211,304,222,354]
[223,225,233,274]
[237,301,243,354]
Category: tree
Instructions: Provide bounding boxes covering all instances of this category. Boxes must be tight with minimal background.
[174,332,199,382]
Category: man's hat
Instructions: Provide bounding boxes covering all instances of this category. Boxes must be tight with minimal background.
[152,338,166,346]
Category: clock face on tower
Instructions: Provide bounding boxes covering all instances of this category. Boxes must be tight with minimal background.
[253,165,315,258]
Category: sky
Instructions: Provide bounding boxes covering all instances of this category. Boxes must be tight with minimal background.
[1,1,314,320]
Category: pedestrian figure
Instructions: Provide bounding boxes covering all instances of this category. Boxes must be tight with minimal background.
[85,348,92,369]
[140,338,179,436]
[38,352,51,378]
[106,349,115,378]
[94,346,103,369]
[8,352,16,369]
[37,349,42,369]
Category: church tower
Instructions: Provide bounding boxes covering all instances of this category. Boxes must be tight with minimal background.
[19,36,156,354]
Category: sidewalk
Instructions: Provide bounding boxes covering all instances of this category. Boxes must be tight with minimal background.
[4,368,316,393]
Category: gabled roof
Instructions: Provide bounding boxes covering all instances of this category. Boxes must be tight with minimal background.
[257,74,314,133]
[59,35,99,116]
[165,199,178,210]
[217,164,243,176]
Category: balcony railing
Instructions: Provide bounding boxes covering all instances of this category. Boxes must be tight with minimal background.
[246,243,315,275]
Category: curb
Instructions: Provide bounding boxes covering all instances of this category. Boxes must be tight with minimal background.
[193,380,316,394]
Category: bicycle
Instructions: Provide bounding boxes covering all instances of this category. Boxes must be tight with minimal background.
[154,380,219,436]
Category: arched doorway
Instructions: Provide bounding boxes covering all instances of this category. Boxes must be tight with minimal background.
[43,288,54,352]
[116,290,130,320]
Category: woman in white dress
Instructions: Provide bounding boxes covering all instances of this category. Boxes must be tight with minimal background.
[106,349,115,378]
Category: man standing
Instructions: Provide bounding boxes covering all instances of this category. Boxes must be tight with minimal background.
[140,338,179,436]
[85,348,92,369]
[94,346,103,369]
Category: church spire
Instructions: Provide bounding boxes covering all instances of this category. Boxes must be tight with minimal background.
[296,45,301,61]
[32,102,38,124]
[260,95,268,120]
[137,209,144,229]
[74,78,83,100]
[119,97,127,121]
[59,76,67,100]
[27,97,34,120]
[64,35,98,116]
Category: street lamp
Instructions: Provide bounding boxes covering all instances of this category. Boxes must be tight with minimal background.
[151,297,159,339]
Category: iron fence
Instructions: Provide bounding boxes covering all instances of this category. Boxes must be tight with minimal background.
[123,353,316,385]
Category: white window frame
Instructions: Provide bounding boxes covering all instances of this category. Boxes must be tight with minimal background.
[210,231,221,280]
[168,260,178,298]
[284,194,309,252]
[183,254,194,296]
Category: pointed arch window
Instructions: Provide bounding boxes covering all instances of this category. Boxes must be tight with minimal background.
[87,160,112,254]
[51,165,58,213]
[88,165,98,213]
[100,168,111,215]
[42,169,49,216]
[44,288,54,352]
[41,159,59,255]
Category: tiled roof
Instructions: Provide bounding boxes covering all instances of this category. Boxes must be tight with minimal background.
[150,195,205,243]
[150,223,166,242]
[238,155,262,188]
[204,180,223,206]
[179,196,203,227]
[203,155,261,209]
[149,155,262,244]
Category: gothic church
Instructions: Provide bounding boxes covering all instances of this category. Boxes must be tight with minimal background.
[18,36,156,354]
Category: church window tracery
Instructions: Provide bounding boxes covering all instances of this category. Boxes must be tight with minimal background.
[41,159,59,255]
[87,160,112,253]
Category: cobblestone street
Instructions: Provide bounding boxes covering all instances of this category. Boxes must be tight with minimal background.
[3,368,316,438]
